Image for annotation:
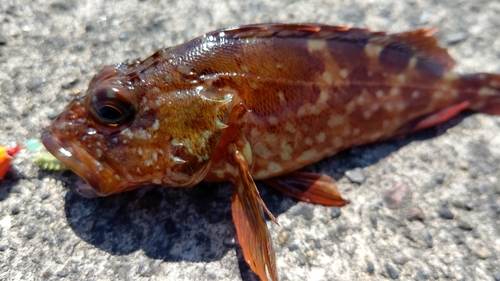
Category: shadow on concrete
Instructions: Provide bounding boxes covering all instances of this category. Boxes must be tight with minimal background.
[63,112,470,281]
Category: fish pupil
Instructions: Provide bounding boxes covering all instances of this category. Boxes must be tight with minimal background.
[99,104,123,122]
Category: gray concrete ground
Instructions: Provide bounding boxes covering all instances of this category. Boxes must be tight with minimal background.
[1,0,500,280]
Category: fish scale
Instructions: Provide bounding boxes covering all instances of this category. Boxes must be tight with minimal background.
[42,24,500,281]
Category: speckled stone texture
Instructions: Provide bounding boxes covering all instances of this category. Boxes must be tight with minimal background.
[1,1,500,280]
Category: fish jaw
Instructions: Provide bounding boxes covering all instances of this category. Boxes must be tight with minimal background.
[41,128,137,197]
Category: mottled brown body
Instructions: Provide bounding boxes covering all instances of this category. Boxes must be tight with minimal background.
[42,24,500,281]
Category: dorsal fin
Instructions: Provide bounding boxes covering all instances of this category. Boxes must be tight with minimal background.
[207,23,455,74]
[208,23,384,39]
[376,28,455,72]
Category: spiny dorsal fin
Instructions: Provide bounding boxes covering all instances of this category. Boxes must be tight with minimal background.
[208,24,455,74]
[209,23,382,39]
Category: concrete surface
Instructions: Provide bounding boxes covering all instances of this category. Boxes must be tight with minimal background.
[1,0,500,280]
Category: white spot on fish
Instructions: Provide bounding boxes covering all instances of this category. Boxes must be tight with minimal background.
[390,88,400,96]
[322,71,333,85]
[152,178,162,184]
[397,74,406,83]
[317,90,329,104]
[96,162,104,172]
[328,115,344,128]
[267,162,283,174]
[280,142,293,160]
[412,90,420,99]
[278,91,286,103]
[316,132,326,143]
[370,132,384,141]
[242,142,252,165]
[266,134,278,146]
[357,95,365,105]
[408,57,417,69]
[307,40,326,52]
[305,137,313,146]
[376,90,384,98]
[138,148,143,155]
[346,100,356,114]
[443,72,459,81]
[479,87,496,96]
[268,116,278,125]
[216,170,225,179]
[297,104,309,117]
[297,149,318,162]
[122,128,134,139]
[339,69,348,79]
[433,91,443,99]
[254,143,272,159]
[285,122,296,133]
[152,119,160,131]
[365,43,383,58]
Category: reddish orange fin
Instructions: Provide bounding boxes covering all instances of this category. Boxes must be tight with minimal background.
[231,151,278,281]
[392,101,470,137]
[412,101,470,131]
[264,172,349,206]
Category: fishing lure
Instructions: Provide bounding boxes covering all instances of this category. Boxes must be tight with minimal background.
[41,24,500,281]
[26,138,67,171]
[0,144,21,180]
[34,151,67,171]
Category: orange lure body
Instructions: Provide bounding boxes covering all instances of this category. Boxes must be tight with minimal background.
[42,24,500,281]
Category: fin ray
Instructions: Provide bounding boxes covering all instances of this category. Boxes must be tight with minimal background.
[231,151,278,281]
[264,172,349,206]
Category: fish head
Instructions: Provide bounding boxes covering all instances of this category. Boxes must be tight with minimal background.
[42,59,234,197]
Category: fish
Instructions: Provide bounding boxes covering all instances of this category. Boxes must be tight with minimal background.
[41,23,500,281]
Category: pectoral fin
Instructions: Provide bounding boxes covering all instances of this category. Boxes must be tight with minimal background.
[264,172,349,206]
[231,151,278,281]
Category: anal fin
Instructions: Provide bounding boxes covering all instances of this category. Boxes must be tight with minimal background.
[393,101,470,137]
[231,151,278,281]
[264,172,349,206]
[412,101,470,131]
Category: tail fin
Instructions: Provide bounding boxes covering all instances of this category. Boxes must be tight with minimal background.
[460,73,500,115]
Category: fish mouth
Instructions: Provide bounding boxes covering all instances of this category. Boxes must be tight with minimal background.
[41,129,131,197]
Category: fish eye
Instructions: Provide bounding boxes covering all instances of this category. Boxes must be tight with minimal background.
[88,86,136,132]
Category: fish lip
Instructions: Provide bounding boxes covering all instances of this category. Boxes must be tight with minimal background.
[41,129,124,197]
